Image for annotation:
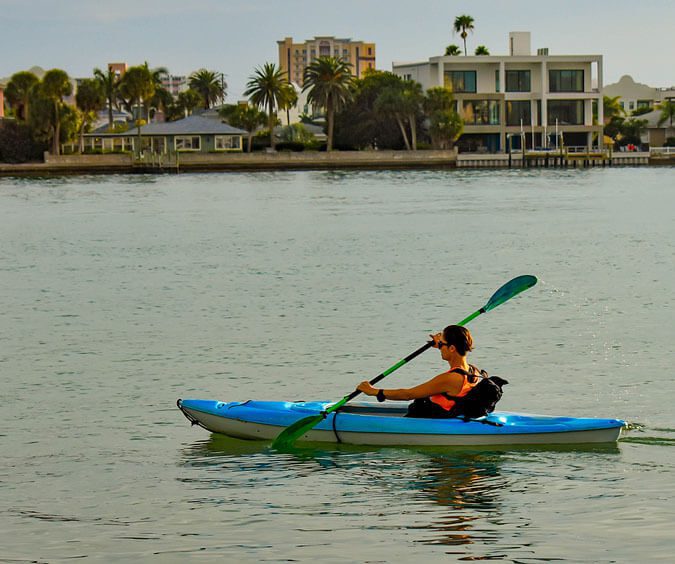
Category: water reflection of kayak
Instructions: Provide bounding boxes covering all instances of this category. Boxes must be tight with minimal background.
[177,399,625,446]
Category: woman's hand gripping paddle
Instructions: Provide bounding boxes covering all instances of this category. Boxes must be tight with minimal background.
[271,275,537,450]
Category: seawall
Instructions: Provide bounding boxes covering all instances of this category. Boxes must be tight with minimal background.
[0,150,459,175]
[0,150,671,176]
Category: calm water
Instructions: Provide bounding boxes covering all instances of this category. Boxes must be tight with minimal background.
[1,168,674,562]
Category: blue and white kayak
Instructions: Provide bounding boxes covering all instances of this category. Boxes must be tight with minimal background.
[177,399,625,446]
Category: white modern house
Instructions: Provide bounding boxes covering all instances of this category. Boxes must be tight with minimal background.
[393,32,603,153]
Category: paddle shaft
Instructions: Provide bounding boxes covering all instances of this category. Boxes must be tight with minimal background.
[271,275,536,449]
[327,307,486,414]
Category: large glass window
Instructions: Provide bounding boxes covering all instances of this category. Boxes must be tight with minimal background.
[215,135,241,151]
[462,100,500,125]
[549,70,584,92]
[506,70,531,92]
[547,100,584,125]
[495,70,500,93]
[506,101,532,126]
[444,70,477,93]
[175,136,201,151]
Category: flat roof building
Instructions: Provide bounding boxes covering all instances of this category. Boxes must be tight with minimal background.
[278,36,376,86]
[393,32,604,153]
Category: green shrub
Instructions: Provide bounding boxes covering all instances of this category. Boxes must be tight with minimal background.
[275,141,305,152]
[0,121,46,162]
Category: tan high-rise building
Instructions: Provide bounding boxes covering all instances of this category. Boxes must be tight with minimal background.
[278,36,376,86]
[108,62,128,79]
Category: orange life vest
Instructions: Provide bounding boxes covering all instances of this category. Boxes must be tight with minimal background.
[429,365,484,412]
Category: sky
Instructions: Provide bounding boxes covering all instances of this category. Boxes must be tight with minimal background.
[1,0,673,99]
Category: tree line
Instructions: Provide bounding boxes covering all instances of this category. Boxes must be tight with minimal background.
[603,95,675,148]
[1,64,229,161]
[222,58,464,153]
[1,58,464,160]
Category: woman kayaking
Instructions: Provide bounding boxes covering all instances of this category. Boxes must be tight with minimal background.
[356,325,498,418]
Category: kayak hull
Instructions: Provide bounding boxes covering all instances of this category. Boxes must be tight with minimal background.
[177,399,625,446]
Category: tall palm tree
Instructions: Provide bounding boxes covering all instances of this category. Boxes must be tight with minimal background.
[445,44,462,56]
[189,69,226,109]
[244,63,288,150]
[303,56,354,151]
[474,45,490,55]
[118,65,155,121]
[93,67,119,130]
[657,99,675,128]
[75,78,105,152]
[144,63,171,119]
[5,71,39,121]
[453,14,475,56]
[41,69,73,155]
[279,83,298,125]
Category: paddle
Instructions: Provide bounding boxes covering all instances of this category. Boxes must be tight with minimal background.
[271,275,538,450]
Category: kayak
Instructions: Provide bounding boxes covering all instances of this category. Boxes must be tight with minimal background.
[177,399,625,446]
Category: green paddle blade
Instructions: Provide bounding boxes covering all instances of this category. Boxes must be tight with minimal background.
[271,413,325,450]
[484,275,537,312]
[271,275,538,450]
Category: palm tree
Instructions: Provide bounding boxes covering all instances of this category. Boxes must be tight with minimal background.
[445,44,462,56]
[93,67,119,130]
[453,14,475,56]
[41,69,73,155]
[189,69,226,109]
[657,99,675,128]
[375,86,412,150]
[375,80,424,150]
[603,95,625,124]
[474,45,490,55]
[5,71,39,121]
[400,81,424,150]
[225,104,267,152]
[75,78,105,152]
[279,83,299,125]
[118,65,155,121]
[145,63,171,119]
[424,86,463,149]
[303,57,354,151]
[176,89,203,118]
[244,63,288,150]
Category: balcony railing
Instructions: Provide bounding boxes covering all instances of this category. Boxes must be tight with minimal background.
[650,146,675,155]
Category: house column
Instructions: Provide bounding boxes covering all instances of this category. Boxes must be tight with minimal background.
[438,61,444,87]
[499,61,506,152]
[597,57,604,150]
[541,59,548,145]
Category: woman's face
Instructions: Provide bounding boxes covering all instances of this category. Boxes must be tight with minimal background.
[439,340,455,361]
